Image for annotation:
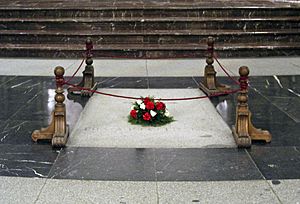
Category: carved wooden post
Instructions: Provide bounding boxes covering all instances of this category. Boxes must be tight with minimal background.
[32,66,69,147]
[199,36,230,95]
[68,37,97,96]
[232,66,272,148]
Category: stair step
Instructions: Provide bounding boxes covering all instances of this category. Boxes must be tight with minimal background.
[1,7,300,18]
[1,18,299,31]
[1,16,300,22]
[2,42,299,50]
[1,42,299,58]
[1,29,299,44]
[0,0,299,58]
[1,29,299,35]
[0,0,299,9]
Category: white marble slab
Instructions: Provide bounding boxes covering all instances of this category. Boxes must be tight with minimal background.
[1,176,297,204]
[146,59,205,76]
[0,176,45,204]
[0,58,78,76]
[93,59,147,76]
[68,89,236,148]
[209,57,300,77]
[146,57,300,76]
[0,57,299,77]
[0,58,147,77]
[36,179,157,204]
[268,179,300,203]
[157,180,280,204]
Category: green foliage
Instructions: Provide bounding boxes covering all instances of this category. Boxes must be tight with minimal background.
[128,115,174,127]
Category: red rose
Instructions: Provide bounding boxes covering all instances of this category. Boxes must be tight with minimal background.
[143,97,151,105]
[156,102,165,110]
[146,101,155,110]
[130,110,137,119]
[143,112,151,121]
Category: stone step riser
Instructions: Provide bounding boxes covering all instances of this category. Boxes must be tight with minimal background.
[1,33,299,44]
[0,6,299,58]
[2,21,299,31]
[1,48,299,58]
[1,8,299,18]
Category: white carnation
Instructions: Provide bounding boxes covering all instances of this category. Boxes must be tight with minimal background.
[136,100,143,105]
[140,103,146,110]
[164,110,170,117]
[150,110,157,117]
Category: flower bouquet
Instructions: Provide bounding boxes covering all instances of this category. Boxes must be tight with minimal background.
[128,96,174,126]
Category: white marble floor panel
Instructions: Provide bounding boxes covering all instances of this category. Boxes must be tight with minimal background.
[157,180,280,204]
[146,57,300,76]
[2,176,299,204]
[0,176,46,204]
[0,58,147,77]
[68,89,236,148]
[268,179,300,203]
[36,179,157,204]
[0,57,299,76]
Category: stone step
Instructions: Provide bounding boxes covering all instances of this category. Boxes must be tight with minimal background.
[1,29,299,44]
[0,0,298,10]
[0,0,299,58]
[2,16,300,22]
[1,8,300,18]
[1,16,299,31]
[1,42,299,58]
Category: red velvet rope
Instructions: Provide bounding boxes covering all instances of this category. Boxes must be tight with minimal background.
[213,54,240,85]
[207,47,214,55]
[239,76,249,90]
[61,47,246,101]
[86,42,93,57]
[86,42,93,51]
[64,81,240,101]
[55,76,64,88]
[64,58,85,84]
[65,51,242,87]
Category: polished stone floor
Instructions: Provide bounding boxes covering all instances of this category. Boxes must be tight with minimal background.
[0,57,299,203]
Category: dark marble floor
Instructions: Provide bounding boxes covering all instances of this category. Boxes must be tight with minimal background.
[0,75,299,181]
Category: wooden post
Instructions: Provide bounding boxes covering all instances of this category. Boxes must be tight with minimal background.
[67,37,97,96]
[232,66,272,148]
[199,36,230,95]
[32,66,69,147]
